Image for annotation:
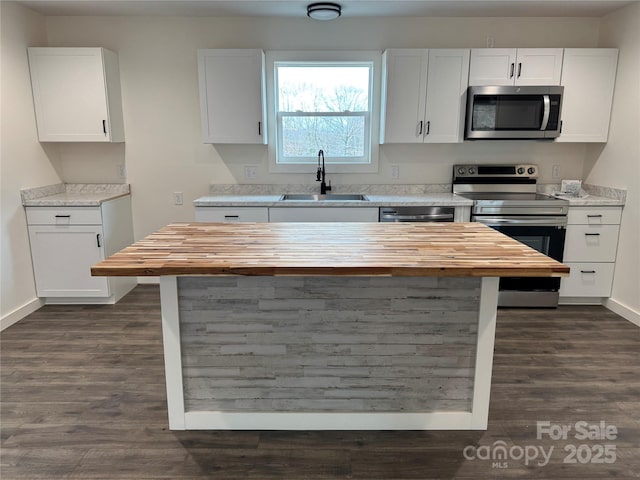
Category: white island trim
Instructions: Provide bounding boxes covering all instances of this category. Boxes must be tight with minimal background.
[159,275,499,431]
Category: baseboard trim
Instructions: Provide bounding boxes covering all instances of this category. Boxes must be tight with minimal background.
[1,297,43,331]
[137,276,160,285]
[604,298,640,327]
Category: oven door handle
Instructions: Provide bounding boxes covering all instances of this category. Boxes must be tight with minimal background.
[473,216,567,227]
[540,95,550,131]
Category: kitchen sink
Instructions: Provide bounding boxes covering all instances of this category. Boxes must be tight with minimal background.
[279,194,369,201]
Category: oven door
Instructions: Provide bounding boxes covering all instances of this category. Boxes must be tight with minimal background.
[473,216,566,307]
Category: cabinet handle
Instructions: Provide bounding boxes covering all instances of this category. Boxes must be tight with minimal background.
[55,215,71,218]
[560,120,563,133]
[258,121,262,136]
[418,121,423,135]
[585,233,600,236]
[517,62,522,78]
[580,270,597,274]
[96,234,102,247]
[587,215,603,218]
[509,63,515,78]
[102,120,107,135]
[426,121,430,135]
[224,215,239,219]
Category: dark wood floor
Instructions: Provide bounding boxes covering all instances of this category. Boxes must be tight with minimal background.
[2,285,639,479]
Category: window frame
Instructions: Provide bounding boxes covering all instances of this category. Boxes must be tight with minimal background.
[266,50,381,174]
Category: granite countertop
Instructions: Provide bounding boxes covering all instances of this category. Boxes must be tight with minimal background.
[21,183,130,207]
[550,193,625,206]
[539,184,626,206]
[193,193,473,207]
[194,183,625,208]
[91,222,569,278]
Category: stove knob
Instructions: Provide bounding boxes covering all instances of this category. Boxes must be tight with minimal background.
[517,167,525,175]
[528,167,536,175]
[468,167,476,175]
[457,167,466,175]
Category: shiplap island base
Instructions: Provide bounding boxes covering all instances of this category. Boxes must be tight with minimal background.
[92,222,569,431]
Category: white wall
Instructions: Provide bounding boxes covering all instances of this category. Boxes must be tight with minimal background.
[43,15,600,238]
[0,1,61,325]
[586,2,640,321]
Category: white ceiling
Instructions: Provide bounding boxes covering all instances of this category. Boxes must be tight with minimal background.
[15,0,637,18]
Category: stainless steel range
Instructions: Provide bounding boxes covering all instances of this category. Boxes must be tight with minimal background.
[453,164,569,307]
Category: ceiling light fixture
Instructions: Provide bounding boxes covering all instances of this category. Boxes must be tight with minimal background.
[307,2,342,21]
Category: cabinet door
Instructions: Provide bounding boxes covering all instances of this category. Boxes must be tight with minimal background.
[557,49,618,142]
[514,48,563,86]
[198,49,267,144]
[380,49,428,143]
[27,47,123,142]
[468,49,517,86]
[28,225,109,297]
[424,49,470,143]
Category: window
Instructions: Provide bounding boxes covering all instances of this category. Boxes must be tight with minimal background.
[266,51,381,173]
[275,62,372,164]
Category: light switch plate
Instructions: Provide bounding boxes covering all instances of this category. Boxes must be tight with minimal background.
[174,192,183,205]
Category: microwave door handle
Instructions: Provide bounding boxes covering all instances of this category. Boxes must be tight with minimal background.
[540,95,550,130]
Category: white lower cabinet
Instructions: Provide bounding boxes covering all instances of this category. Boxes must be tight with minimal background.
[560,206,622,302]
[559,262,615,298]
[195,207,269,222]
[26,196,135,304]
[28,225,110,297]
[562,224,620,263]
[268,207,379,223]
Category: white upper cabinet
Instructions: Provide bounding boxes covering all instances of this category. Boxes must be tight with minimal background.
[380,49,470,144]
[380,49,428,144]
[27,47,124,142]
[197,49,267,144]
[469,48,563,86]
[424,49,471,143]
[557,49,619,143]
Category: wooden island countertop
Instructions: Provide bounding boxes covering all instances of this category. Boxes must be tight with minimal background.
[91,222,569,278]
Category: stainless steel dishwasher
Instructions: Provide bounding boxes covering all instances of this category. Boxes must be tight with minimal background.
[379,206,455,222]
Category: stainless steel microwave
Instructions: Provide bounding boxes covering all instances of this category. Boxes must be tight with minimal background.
[465,85,563,140]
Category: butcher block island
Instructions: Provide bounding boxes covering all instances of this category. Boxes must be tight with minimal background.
[92,222,568,431]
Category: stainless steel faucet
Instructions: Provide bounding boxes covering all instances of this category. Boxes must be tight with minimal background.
[316,149,331,194]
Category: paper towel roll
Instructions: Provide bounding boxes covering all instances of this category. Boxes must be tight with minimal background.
[561,180,582,196]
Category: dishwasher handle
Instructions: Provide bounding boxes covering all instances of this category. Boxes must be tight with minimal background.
[381,213,454,222]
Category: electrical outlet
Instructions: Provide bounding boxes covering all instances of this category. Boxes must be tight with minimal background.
[244,166,258,179]
[552,165,561,178]
[174,192,183,205]
[117,164,126,178]
[485,35,495,48]
[391,165,400,179]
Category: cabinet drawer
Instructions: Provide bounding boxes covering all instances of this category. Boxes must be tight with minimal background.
[560,262,615,298]
[567,207,622,225]
[26,207,102,225]
[563,224,619,262]
[194,207,269,223]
